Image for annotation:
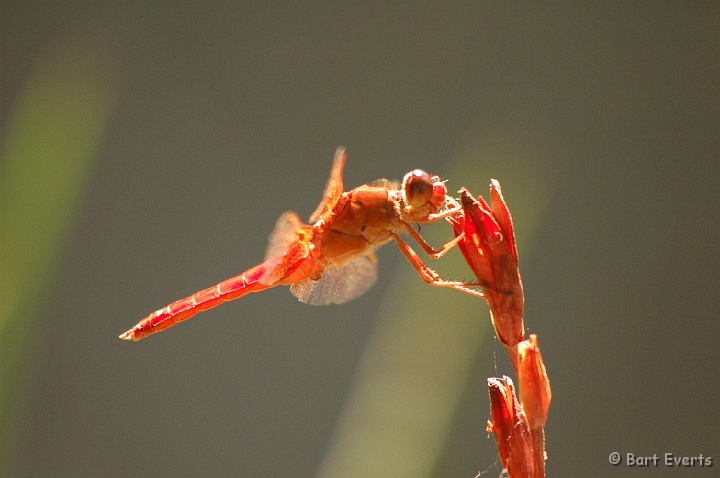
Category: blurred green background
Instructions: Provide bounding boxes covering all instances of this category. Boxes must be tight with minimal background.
[1,2,718,477]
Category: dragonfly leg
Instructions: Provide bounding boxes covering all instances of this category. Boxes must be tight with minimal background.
[426,195,462,221]
[391,233,484,299]
[402,222,464,259]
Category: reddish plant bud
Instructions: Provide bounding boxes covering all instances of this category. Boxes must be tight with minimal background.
[487,376,536,478]
[450,182,524,348]
[488,179,518,263]
[518,335,552,430]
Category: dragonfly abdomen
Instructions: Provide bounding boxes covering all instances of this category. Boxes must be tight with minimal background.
[119,264,269,341]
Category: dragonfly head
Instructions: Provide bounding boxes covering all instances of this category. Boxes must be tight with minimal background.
[401,169,447,222]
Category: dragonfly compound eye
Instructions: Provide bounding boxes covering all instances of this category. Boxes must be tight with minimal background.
[403,169,433,208]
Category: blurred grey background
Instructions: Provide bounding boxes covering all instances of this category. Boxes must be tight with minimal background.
[2,1,719,477]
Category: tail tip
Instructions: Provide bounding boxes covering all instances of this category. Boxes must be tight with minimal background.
[118,329,138,341]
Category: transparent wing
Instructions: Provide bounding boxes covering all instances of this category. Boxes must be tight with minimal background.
[261,211,309,286]
[309,147,346,223]
[368,178,399,190]
[290,253,378,305]
[265,211,304,260]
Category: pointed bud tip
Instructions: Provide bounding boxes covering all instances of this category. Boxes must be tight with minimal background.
[518,334,551,429]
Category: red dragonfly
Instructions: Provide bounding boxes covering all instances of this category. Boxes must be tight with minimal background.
[119,148,475,341]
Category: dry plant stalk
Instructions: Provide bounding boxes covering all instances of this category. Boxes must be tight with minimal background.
[449,181,551,478]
